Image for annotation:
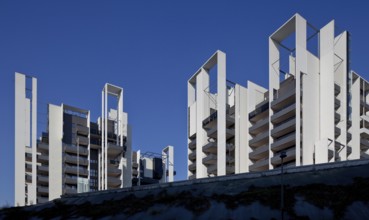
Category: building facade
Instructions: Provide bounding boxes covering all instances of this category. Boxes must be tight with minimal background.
[15,74,132,206]
[187,14,369,179]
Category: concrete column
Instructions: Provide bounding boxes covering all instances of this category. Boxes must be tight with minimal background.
[14,73,26,206]
[235,85,248,173]
[48,104,63,200]
[217,51,227,176]
[196,69,209,178]
[295,14,308,166]
[319,20,335,163]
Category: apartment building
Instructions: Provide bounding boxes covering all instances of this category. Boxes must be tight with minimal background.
[187,14,369,179]
[132,146,174,186]
[15,73,132,206]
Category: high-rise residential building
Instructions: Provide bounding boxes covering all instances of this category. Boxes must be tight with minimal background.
[187,14,369,179]
[15,74,132,206]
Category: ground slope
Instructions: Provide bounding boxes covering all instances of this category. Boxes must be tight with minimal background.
[1,160,369,219]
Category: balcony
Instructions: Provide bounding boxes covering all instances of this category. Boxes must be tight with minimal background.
[64,166,88,176]
[335,97,341,110]
[108,167,122,177]
[249,117,269,135]
[347,132,352,141]
[271,118,296,138]
[64,154,88,166]
[347,145,353,154]
[37,186,49,195]
[76,124,89,136]
[37,197,49,204]
[203,141,217,154]
[64,175,77,185]
[90,138,101,149]
[360,127,369,139]
[335,83,340,95]
[64,144,88,156]
[227,143,235,152]
[189,151,196,161]
[207,164,217,174]
[207,127,235,139]
[25,173,32,183]
[335,127,341,137]
[37,175,48,184]
[109,159,120,167]
[271,148,296,165]
[360,100,369,109]
[202,154,217,165]
[202,111,235,129]
[37,165,49,173]
[25,153,32,162]
[132,162,138,169]
[108,177,121,187]
[188,139,196,150]
[271,132,296,152]
[271,103,296,124]
[25,163,32,172]
[188,163,196,172]
[64,186,77,194]
[37,142,49,153]
[335,112,341,123]
[249,158,269,172]
[226,165,235,174]
[249,100,269,123]
[271,89,295,111]
[249,144,269,160]
[76,136,89,146]
[37,154,48,163]
[108,143,124,156]
[226,156,235,164]
[132,169,138,176]
[361,138,369,151]
[249,130,269,148]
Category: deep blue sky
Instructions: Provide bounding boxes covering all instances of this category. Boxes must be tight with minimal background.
[1,1,369,206]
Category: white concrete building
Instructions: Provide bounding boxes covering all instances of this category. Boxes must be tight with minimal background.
[187,14,369,179]
[14,73,37,206]
[15,75,132,205]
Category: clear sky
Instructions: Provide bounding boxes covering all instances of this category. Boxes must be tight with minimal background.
[1,1,369,206]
